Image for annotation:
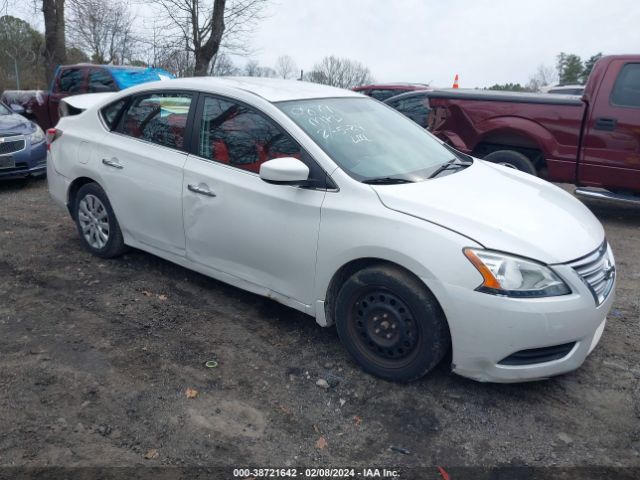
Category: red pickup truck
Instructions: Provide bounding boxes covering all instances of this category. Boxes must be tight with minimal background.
[1,64,174,130]
[426,55,640,203]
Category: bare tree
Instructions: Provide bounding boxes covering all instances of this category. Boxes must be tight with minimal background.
[138,18,174,68]
[305,55,373,88]
[210,51,239,76]
[156,47,193,77]
[151,0,268,76]
[243,58,275,77]
[527,64,558,92]
[42,0,66,84]
[67,0,136,64]
[274,55,296,79]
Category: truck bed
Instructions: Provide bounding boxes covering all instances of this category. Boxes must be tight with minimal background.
[427,89,587,183]
[427,88,583,106]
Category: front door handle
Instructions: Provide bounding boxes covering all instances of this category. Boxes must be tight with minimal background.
[102,158,123,169]
[188,184,217,197]
[594,117,617,131]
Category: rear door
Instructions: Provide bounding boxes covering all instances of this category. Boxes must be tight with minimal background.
[182,94,328,307]
[580,60,640,191]
[96,90,195,256]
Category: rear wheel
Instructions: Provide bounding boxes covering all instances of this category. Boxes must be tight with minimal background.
[483,150,537,175]
[335,264,450,382]
[74,183,127,258]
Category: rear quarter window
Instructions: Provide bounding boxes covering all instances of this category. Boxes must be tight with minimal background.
[100,99,127,130]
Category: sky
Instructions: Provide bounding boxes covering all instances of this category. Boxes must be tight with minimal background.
[5,0,639,88]
[246,0,640,87]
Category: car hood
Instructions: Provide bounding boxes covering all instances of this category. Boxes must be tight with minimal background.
[372,160,604,264]
[0,113,31,134]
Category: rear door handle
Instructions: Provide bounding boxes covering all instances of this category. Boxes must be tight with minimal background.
[102,158,123,169]
[594,117,617,131]
[188,184,217,197]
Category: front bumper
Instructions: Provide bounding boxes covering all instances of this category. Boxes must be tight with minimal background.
[0,139,47,179]
[429,251,615,383]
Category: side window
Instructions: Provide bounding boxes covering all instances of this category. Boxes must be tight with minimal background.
[370,89,398,101]
[119,92,193,150]
[393,96,431,128]
[355,89,372,97]
[89,69,117,93]
[198,96,302,173]
[611,63,640,108]
[58,69,84,93]
[100,99,127,130]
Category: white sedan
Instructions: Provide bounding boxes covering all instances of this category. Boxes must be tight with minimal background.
[47,78,615,382]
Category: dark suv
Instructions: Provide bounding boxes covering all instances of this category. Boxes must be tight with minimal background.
[352,83,430,101]
[384,90,432,129]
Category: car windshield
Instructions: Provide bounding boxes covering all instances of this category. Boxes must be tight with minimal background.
[277,97,457,182]
[0,103,10,115]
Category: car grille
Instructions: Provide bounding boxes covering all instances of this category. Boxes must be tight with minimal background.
[0,136,26,156]
[567,241,615,305]
[499,342,576,366]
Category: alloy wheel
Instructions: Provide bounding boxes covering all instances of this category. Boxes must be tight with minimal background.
[78,194,110,249]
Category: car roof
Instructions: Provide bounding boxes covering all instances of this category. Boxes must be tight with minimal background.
[140,77,363,102]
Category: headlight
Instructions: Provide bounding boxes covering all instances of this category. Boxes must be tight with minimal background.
[463,248,570,298]
[29,124,45,144]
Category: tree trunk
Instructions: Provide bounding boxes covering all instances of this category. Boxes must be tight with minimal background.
[193,0,226,76]
[42,0,66,86]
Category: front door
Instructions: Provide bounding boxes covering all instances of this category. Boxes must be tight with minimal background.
[97,91,195,256]
[183,95,327,306]
[580,60,640,192]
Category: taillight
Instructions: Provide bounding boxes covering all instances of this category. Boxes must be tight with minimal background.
[46,128,62,150]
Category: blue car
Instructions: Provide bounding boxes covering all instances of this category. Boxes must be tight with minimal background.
[0,101,47,179]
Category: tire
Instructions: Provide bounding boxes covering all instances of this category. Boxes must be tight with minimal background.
[483,150,537,175]
[335,264,450,382]
[74,183,127,258]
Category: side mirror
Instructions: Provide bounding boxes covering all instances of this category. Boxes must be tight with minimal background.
[10,104,25,115]
[259,157,310,185]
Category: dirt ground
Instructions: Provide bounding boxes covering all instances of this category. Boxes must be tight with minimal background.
[0,178,639,471]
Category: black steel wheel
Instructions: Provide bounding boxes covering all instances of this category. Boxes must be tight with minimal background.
[335,264,450,382]
[349,288,420,368]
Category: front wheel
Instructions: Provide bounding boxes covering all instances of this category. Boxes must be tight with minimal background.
[74,183,127,258]
[335,264,450,382]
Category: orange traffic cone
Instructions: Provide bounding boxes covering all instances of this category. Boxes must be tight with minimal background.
[452,74,459,88]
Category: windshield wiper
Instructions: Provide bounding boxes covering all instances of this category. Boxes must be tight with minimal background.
[362,177,415,185]
[428,158,472,179]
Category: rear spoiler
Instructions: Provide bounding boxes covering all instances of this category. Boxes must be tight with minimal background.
[59,92,116,117]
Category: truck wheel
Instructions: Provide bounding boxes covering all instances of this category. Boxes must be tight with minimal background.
[335,264,450,382]
[483,150,537,175]
[74,183,127,258]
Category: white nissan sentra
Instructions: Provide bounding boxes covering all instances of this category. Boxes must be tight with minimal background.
[47,78,615,383]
